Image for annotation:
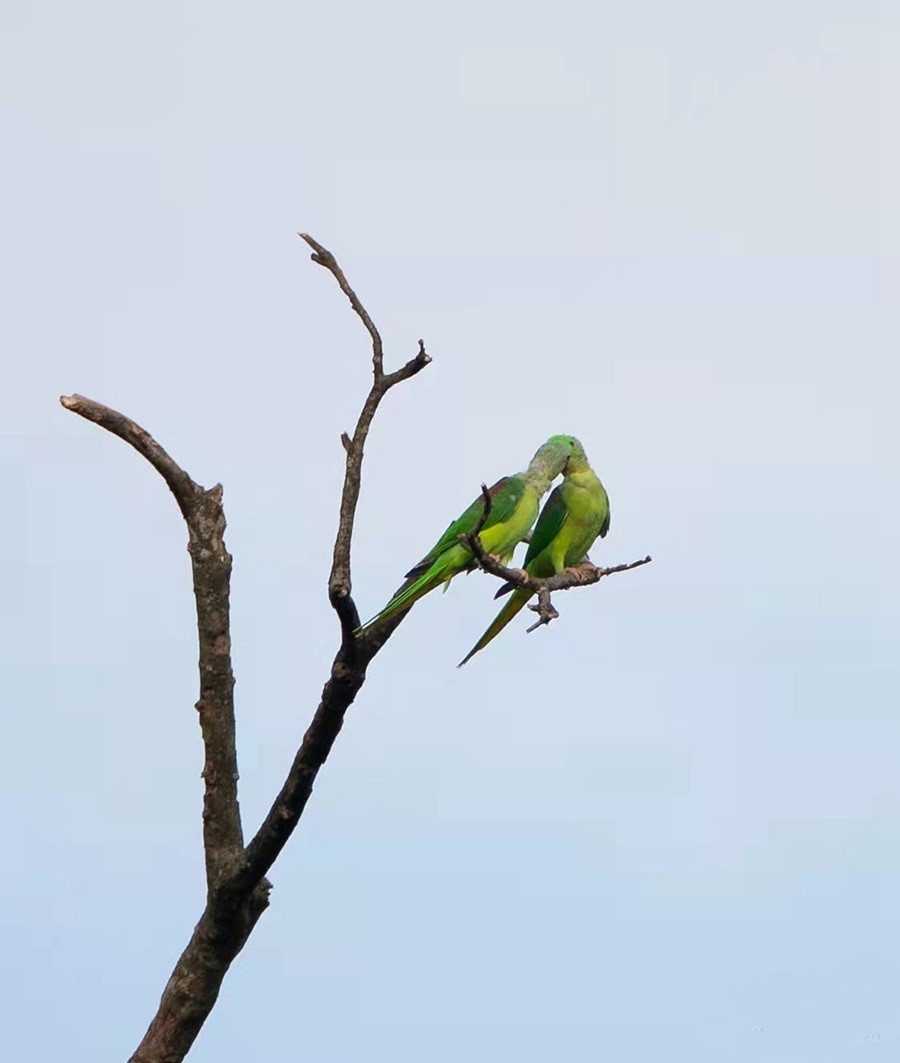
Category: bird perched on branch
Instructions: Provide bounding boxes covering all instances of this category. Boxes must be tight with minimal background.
[356,435,580,635]
[458,439,610,666]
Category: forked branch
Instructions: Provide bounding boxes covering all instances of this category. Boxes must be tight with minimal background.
[61,236,431,1063]
[62,234,646,1063]
[298,233,430,645]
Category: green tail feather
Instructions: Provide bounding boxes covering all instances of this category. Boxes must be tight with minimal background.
[357,559,453,635]
[457,587,532,666]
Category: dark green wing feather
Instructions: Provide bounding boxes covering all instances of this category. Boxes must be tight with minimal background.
[493,485,569,599]
[599,502,611,539]
[493,486,569,603]
[404,475,526,578]
[522,485,569,566]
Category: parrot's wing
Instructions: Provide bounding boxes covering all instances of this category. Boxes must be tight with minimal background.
[599,488,611,539]
[522,485,569,566]
[493,485,570,599]
[405,475,526,578]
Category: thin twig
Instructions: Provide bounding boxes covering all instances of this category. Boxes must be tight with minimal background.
[526,589,559,633]
[470,483,493,539]
[299,232,385,378]
[464,517,651,630]
[301,234,431,648]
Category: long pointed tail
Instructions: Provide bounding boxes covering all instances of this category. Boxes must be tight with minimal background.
[357,560,453,635]
[458,587,532,666]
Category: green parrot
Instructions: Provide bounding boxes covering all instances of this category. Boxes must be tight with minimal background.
[357,435,581,635]
[458,439,610,666]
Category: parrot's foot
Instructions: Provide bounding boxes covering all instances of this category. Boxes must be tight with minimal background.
[556,564,591,585]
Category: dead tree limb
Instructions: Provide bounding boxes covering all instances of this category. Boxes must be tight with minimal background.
[62,234,644,1063]
[61,236,429,1063]
[59,395,244,892]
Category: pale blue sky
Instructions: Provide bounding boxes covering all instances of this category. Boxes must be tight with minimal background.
[4,2,900,1060]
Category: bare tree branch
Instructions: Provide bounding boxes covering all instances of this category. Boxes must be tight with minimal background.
[461,497,652,631]
[60,394,244,890]
[59,395,199,521]
[470,483,493,540]
[234,237,430,890]
[298,232,385,376]
[63,237,431,1063]
[300,233,431,649]
[63,234,645,1063]
[527,588,560,633]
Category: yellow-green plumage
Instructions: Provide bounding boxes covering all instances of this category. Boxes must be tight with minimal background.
[356,436,581,635]
[458,441,609,666]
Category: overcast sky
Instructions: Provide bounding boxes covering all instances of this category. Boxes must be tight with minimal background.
[5,2,900,1060]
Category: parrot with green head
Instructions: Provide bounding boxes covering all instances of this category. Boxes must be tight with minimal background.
[356,435,580,635]
[458,439,610,666]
